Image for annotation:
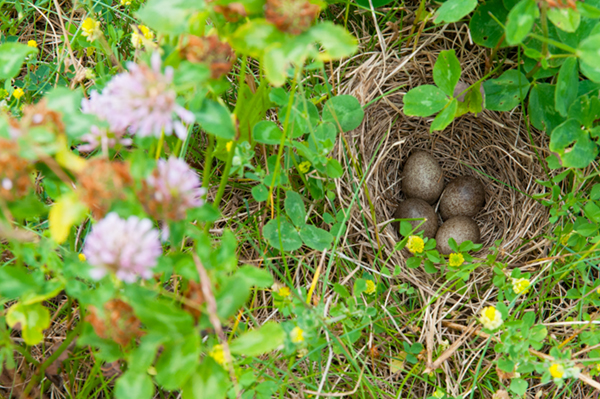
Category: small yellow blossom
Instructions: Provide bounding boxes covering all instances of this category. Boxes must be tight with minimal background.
[290,326,304,343]
[549,363,565,379]
[277,286,291,298]
[298,161,311,174]
[448,253,464,267]
[209,344,226,366]
[407,235,424,254]
[121,0,132,4]
[365,280,376,295]
[479,306,503,330]
[225,141,233,152]
[12,88,24,100]
[78,253,87,262]
[81,17,102,42]
[511,278,531,295]
[131,25,154,49]
[27,40,37,48]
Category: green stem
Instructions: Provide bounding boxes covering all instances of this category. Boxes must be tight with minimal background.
[202,134,215,189]
[204,141,237,233]
[155,130,165,160]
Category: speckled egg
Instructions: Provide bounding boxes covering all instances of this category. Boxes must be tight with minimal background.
[435,216,481,255]
[439,176,485,220]
[392,198,438,239]
[402,151,444,204]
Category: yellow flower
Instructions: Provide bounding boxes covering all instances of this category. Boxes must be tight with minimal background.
[298,161,311,174]
[131,25,154,48]
[12,88,24,100]
[277,286,291,298]
[511,278,531,295]
[290,326,304,343]
[549,363,564,379]
[81,17,101,42]
[407,235,424,254]
[597,286,600,295]
[27,40,37,48]
[448,253,464,267]
[78,253,87,262]
[209,344,226,366]
[365,280,376,295]
[479,306,503,330]
[121,0,132,4]
[225,141,233,152]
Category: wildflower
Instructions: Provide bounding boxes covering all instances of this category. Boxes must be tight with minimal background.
[82,52,194,140]
[298,161,311,174]
[131,25,154,49]
[140,157,204,221]
[77,159,132,218]
[81,17,102,42]
[12,88,24,100]
[78,125,132,152]
[213,3,248,22]
[27,40,37,48]
[79,253,87,261]
[479,306,503,330]
[511,278,531,295]
[209,344,226,366]
[225,141,233,152]
[448,253,464,267]
[545,0,576,9]
[277,286,291,298]
[407,235,424,254]
[83,212,162,282]
[183,280,205,320]
[0,139,32,201]
[365,280,376,295]
[121,0,132,4]
[291,326,304,343]
[180,35,235,79]
[265,0,321,35]
[85,299,143,346]
[549,363,564,378]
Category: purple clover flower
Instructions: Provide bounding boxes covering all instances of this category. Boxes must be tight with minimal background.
[143,156,205,220]
[78,125,133,152]
[83,212,162,283]
[82,52,194,140]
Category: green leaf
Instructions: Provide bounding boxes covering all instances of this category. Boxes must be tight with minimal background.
[0,42,38,80]
[215,277,251,320]
[433,50,462,97]
[187,203,221,223]
[406,257,421,269]
[483,70,531,111]
[194,99,235,140]
[321,95,364,132]
[505,0,540,45]
[307,22,358,61]
[509,378,528,396]
[469,0,509,48]
[568,95,600,128]
[578,34,600,70]
[114,370,155,399]
[403,85,449,117]
[578,2,600,18]
[333,283,350,298]
[285,191,306,227]
[548,7,580,33]
[236,265,274,288]
[6,302,50,345]
[434,0,477,24]
[325,159,344,178]
[263,219,303,252]
[253,121,283,145]
[251,184,269,202]
[269,88,288,106]
[529,84,566,133]
[555,57,579,117]
[430,99,457,132]
[353,278,367,296]
[550,119,599,168]
[182,358,230,399]
[299,225,333,251]
[155,335,201,391]
[498,359,515,372]
[136,0,190,35]
[279,97,319,138]
[229,322,285,356]
[45,87,97,139]
[0,267,40,299]
[263,45,288,87]
[230,20,284,59]
[580,58,600,83]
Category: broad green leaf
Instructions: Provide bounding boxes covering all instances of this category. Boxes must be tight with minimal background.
[325,158,344,178]
[433,50,461,97]
[548,7,580,33]
[505,0,540,45]
[194,99,235,140]
[136,0,190,35]
[269,88,288,106]
[182,358,229,399]
[557,17,598,48]
[263,219,303,251]
[299,225,333,251]
[236,265,273,288]
[251,184,269,202]
[215,277,251,320]
[253,121,283,145]
[0,42,37,80]
[229,322,285,356]
[307,22,358,61]
[555,57,579,117]
[22,279,64,305]
[321,95,364,132]
[114,370,154,399]
[430,99,457,132]
[568,95,600,128]
[6,302,50,345]
[263,45,288,87]
[470,0,509,48]
[578,2,600,18]
[580,59,600,83]
[353,278,367,296]
[46,87,97,139]
[235,80,271,143]
[230,19,284,59]
[434,0,477,24]
[403,85,449,117]
[483,70,530,111]
[279,97,319,138]
[333,283,350,298]
[0,267,40,300]
[550,119,599,168]
[285,191,306,227]
[578,34,600,70]
[529,83,566,133]
[155,335,201,390]
[49,192,88,244]
[510,378,528,396]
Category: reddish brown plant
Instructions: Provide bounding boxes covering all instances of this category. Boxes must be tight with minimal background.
[180,35,235,79]
[86,299,143,346]
[0,139,33,201]
[265,0,321,35]
[77,159,132,219]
